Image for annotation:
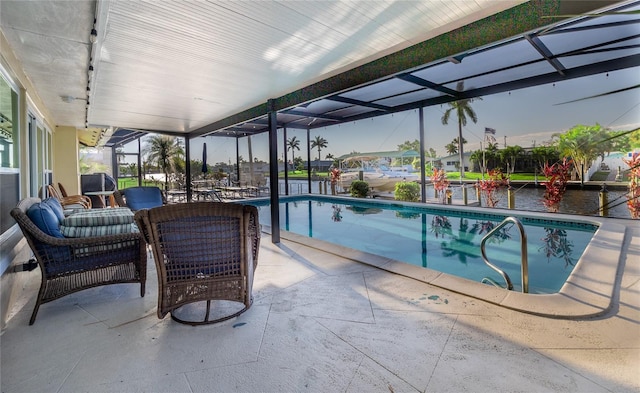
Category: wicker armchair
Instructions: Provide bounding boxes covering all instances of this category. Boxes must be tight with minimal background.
[11,198,147,325]
[134,202,260,325]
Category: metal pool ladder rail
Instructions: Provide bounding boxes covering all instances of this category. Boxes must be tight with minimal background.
[480,216,529,293]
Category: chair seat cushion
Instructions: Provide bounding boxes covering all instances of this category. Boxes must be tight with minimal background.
[62,207,134,226]
[60,223,138,238]
[26,202,64,238]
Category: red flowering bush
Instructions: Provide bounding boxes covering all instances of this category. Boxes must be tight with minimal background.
[541,158,572,213]
[430,168,449,203]
[330,167,341,184]
[477,169,508,207]
[622,152,640,219]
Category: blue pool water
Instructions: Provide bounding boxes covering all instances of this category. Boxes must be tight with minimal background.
[243,195,598,294]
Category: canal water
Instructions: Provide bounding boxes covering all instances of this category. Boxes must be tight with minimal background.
[277,180,633,219]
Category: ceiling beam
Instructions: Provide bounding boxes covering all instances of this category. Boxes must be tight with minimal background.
[395,74,459,97]
[525,34,566,76]
[326,96,392,111]
[282,109,343,122]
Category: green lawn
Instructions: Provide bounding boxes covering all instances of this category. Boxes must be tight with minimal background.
[117,177,160,189]
[279,171,329,179]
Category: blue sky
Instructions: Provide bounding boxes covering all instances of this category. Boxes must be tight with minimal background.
[126,67,639,164]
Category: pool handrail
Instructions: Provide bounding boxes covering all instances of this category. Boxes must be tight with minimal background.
[480,216,529,293]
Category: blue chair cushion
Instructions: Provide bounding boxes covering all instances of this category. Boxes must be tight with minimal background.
[27,202,64,238]
[123,187,163,211]
[41,197,65,224]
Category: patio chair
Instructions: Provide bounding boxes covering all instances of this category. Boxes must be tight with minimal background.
[57,182,70,197]
[113,186,165,211]
[134,202,260,325]
[10,197,147,325]
[46,184,92,210]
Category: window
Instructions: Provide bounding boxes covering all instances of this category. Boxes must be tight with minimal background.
[0,74,18,169]
[0,71,20,234]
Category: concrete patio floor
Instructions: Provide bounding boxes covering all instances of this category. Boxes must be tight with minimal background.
[1,225,639,393]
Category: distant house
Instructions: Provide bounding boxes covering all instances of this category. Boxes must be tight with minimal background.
[309,160,334,172]
[438,152,473,173]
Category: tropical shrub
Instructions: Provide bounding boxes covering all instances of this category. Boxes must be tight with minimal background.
[350,180,369,198]
[394,182,420,202]
[541,158,573,213]
[329,167,341,195]
[431,168,449,203]
[477,169,508,207]
[622,152,640,219]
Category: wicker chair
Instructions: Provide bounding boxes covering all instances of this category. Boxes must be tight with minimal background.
[134,202,260,325]
[11,198,147,325]
[46,184,92,209]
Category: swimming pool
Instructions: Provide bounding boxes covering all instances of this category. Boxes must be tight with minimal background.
[240,195,626,317]
[244,195,597,294]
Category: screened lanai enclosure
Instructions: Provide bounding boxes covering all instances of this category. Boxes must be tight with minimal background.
[2,0,639,243]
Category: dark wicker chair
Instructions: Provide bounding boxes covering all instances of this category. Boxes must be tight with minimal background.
[10,198,147,325]
[134,202,260,325]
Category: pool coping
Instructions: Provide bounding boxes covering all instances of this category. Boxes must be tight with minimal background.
[258,196,629,318]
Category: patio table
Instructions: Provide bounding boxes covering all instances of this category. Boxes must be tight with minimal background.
[84,190,116,208]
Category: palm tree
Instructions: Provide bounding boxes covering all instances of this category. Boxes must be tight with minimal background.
[441,82,481,178]
[452,137,467,146]
[445,143,458,155]
[286,136,300,171]
[145,135,184,191]
[500,145,524,174]
[469,150,483,172]
[310,136,328,170]
[532,145,559,169]
[484,142,499,169]
[553,124,612,181]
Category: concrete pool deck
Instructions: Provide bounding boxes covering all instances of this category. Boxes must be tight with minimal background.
[1,222,638,392]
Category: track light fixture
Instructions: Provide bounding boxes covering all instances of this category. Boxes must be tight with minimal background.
[89,18,98,44]
[60,95,87,103]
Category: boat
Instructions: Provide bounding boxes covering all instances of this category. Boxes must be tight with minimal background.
[337,153,420,192]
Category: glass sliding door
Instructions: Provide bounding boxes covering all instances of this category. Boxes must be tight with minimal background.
[28,114,52,198]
